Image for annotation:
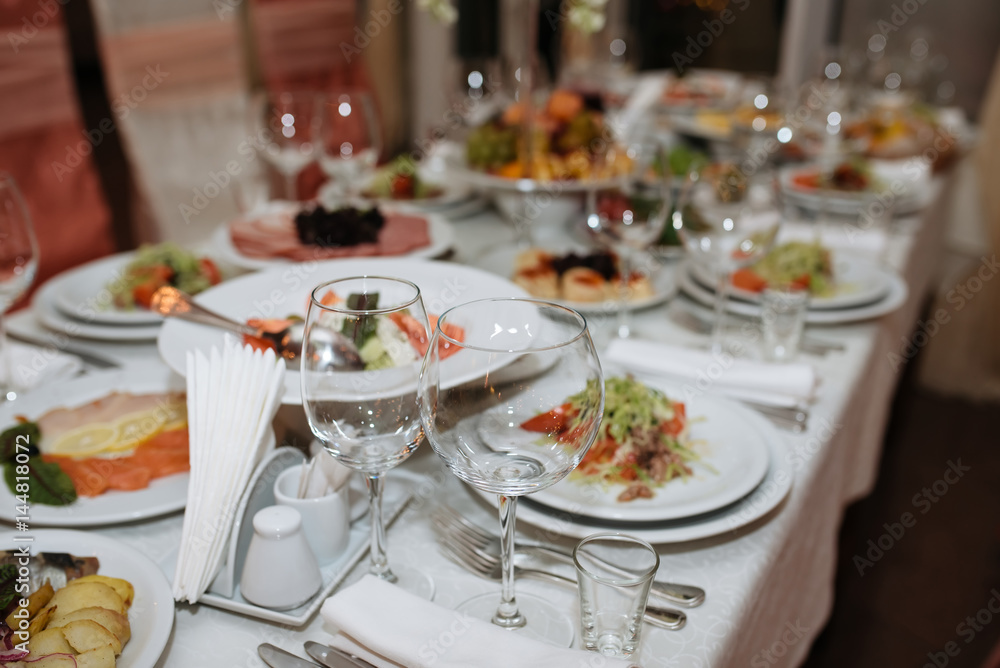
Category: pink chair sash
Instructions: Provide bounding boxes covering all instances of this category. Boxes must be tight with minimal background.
[0,27,76,140]
[100,19,244,108]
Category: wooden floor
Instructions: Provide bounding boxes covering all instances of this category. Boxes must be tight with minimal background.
[802,357,1000,668]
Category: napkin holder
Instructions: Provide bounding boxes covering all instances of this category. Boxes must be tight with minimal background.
[209,445,304,598]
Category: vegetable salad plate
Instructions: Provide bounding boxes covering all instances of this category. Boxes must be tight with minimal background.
[157,258,532,404]
[0,364,191,527]
[689,252,892,310]
[0,529,175,668]
[212,202,456,271]
[525,375,771,523]
[778,161,929,216]
[678,260,908,324]
[48,253,163,327]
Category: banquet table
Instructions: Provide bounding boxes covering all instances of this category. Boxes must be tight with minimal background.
[4,169,953,668]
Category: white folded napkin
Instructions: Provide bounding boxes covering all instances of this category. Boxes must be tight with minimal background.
[321,575,637,668]
[172,339,285,603]
[605,339,816,407]
[8,342,82,391]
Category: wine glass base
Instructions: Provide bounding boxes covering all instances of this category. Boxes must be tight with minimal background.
[455,591,575,647]
[377,564,435,601]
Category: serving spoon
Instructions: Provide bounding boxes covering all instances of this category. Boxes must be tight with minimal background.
[150,286,364,370]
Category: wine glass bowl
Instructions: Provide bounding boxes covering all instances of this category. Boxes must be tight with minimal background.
[318,92,381,198]
[300,276,433,596]
[418,298,604,643]
[0,174,38,399]
[255,91,322,201]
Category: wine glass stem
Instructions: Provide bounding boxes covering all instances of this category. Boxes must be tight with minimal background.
[0,312,11,399]
[365,472,396,583]
[712,269,730,354]
[616,249,632,339]
[493,494,525,628]
[285,171,298,201]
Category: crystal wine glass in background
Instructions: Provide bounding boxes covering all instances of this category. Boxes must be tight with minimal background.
[418,298,605,646]
[317,92,381,199]
[584,143,672,339]
[256,91,322,201]
[300,276,434,598]
[676,163,781,353]
[0,175,38,401]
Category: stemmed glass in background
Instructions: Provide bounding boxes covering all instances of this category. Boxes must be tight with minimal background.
[0,175,38,401]
[418,298,605,646]
[584,143,672,339]
[256,91,322,201]
[676,163,781,353]
[317,92,382,198]
[300,276,434,598]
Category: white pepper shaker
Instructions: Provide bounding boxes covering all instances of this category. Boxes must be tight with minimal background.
[240,505,322,609]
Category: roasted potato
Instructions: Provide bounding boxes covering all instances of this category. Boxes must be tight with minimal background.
[27,627,73,656]
[5,581,54,628]
[59,619,121,655]
[68,576,134,608]
[27,604,56,637]
[74,646,116,668]
[42,582,126,618]
[48,607,130,646]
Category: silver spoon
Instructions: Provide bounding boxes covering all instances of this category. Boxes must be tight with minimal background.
[150,286,364,370]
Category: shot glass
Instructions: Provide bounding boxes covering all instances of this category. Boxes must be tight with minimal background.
[760,286,809,362]
[574,533,660,658]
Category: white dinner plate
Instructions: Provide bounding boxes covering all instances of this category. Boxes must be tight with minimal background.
[778,162,928,216]
[678,260,909,325]
[212,203,456,271]
[0,363,189,526]
[479,399,793,544]
[477,245,678,314]
[528,378,771,522]
[0,528,175,667]
[157,258,531,404]
[689,253,892,311]
[47,252,163,326]
[33,275,162,342]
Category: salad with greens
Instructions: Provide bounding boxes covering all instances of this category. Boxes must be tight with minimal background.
[521,376,706,502]
[108,243,221,310]
[363,157,444,200]
[732,241,833,295]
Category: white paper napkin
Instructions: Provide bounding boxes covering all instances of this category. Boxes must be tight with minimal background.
[321,575,637,668]
[172,339,285,603]
[605,339,816,407]
[7,342,82,391]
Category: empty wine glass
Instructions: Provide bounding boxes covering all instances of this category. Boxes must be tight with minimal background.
[256,91,322,201]
[0,175,38,401]
[418,298,605,646]
[300,276,434,598]
[318,92,381,198]
[584,145,672,339]
[676,163,781,353]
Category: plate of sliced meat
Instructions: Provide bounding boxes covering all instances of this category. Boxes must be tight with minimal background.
[213,201,455,270]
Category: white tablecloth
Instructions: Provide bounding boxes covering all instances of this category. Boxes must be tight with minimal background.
[4,174,951,667]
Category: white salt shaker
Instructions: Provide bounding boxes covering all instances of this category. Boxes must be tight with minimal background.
[240,505,322,609]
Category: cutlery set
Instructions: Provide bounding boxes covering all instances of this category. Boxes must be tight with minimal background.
[259,641,376,668]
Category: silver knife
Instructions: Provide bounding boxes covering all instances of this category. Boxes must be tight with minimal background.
[305,641,376,668]
[6,331,120,369]
[258,643,324,668]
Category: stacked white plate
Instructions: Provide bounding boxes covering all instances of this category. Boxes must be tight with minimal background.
[679,254,909,325]
[32,252,163,342]
[477,375,794,544]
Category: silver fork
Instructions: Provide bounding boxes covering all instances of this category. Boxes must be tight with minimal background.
[438,539,687,630]
[432,505,705,608]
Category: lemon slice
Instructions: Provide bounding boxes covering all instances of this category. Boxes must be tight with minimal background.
[48,423,118,457]
[109,410,166,453]
[159,400,188,432]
